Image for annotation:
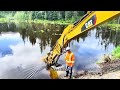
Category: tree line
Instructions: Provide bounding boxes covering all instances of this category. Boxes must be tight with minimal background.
[0,11,119,24]
[0,11,85,21]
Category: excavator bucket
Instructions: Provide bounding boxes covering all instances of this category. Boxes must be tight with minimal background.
[49,67,59,79]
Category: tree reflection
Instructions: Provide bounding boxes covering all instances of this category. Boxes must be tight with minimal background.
[16,23,65,53]
[1,22,120,53]
[0,22,66,53]
[0,23,16,32]
[70,27,120,51]
[96,28,120,50]
[73,30,89,43]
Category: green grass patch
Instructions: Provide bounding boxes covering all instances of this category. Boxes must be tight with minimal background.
[0,18,8,23]
[32,19,71,25]
[98,24,120,31]
[112,45,120,59]
[0,18,72,25]
[0,14,81,25]
[96,46,120,64]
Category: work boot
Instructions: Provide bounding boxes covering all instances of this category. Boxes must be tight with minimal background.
[64,75,69,79]
[69,73,72,79]
[64,75,68,77]
[69,76,72,79]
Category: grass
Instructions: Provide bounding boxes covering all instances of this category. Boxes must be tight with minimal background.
[14,19,71,25]
[98,24,120,30]
[112,45,120,59]
[33,19,71,25]
[1,17,120,28]
[0,18,72,25]
[96,46,120,64]
[0,18,8,23]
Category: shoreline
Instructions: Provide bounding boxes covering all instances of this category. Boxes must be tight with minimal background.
[0,18,71,25]
[73,59,120,79]
[97,24,120,30]
[1,18,120,29]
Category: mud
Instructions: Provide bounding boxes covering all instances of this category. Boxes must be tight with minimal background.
[99,59,120,74]
[74,59,120,79]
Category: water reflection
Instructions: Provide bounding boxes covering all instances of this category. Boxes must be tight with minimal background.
[0,22,66,53]
[0,33,51,78]
[0,23,16,32]
[69,28,120,71]
[2,22,120,55]
[96,28,120,49]
[0,23,67,79]
[1,22,120,77]
[0,32,22,57]
[73,27,120,51]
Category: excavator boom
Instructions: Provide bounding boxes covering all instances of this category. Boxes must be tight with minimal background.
[44,11,120,67]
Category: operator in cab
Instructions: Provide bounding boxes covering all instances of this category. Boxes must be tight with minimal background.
[64,47,75,79]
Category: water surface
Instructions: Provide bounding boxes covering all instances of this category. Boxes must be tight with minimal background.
[0,22,120,78]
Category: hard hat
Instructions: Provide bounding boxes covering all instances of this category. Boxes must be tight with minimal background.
[66,47,70,51]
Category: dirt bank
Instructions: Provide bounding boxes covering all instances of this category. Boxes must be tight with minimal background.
[74,59,120,79]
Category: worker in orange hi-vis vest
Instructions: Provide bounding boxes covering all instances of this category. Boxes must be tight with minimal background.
[64,47,75,79]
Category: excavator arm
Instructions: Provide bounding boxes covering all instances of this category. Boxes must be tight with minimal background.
[44,11,120,68]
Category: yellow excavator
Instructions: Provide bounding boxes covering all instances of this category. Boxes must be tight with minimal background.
[43,11,120,79]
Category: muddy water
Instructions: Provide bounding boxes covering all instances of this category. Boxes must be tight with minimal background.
[0,22,120,79]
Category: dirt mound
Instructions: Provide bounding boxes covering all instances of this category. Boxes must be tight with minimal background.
[99,59,120,74]
[74,59,120,79]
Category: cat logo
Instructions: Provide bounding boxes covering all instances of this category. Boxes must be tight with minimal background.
[81,15,97,32]
[85,20,93,28]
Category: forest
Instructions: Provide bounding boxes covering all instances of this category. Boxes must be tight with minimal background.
[0,11,85,23]
[0,11,120,25]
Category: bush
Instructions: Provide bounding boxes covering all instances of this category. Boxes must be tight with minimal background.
[14,11,29,21]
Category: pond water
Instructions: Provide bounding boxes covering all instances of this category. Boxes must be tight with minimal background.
[0,22,120,79]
